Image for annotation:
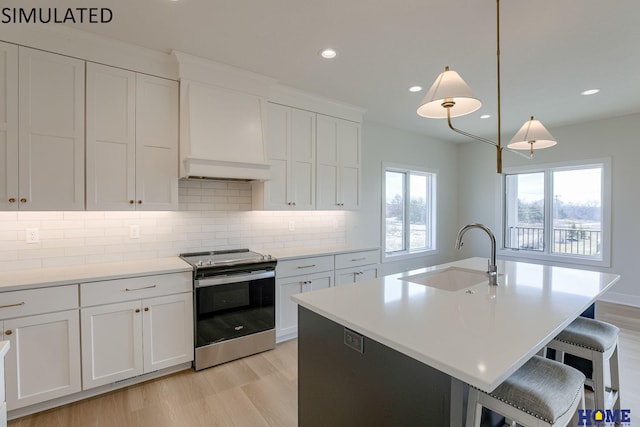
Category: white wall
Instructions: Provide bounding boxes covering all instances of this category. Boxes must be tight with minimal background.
[347,120,460,275]
[458,113,640,307]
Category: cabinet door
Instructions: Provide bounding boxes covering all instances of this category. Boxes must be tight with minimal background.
[135,74,179,210]
[337,120,361,210]
[264,103,290,209]
[276,277,303,340]
[290,108,316,209]
[142,293,193,373]
[81,301,143,390]
[86,62,136,210]
[18,47,84,211]
[316,114,340,210]
[263,104,315,210]
[3,310,81,410]
[0,42,18,211]
[306,271,333,291]
[336,265,378,286]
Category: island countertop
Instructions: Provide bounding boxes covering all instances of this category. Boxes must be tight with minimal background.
[291,257,620,392]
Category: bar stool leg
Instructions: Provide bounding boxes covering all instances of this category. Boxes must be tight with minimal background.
[610,343,621,412]
[593,351,606,411]
[466,388,482,427]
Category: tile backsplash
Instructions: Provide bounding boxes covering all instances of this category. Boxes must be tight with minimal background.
[0,180,347,271]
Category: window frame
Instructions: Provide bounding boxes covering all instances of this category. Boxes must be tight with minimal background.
[381,162,438,262]
[499,158,611,268]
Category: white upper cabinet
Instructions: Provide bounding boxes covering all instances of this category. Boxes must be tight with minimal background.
[86,63,178,210]
[316,114,361,210]
[256,103,315,210]
[0,42,18,211]
[0,46,84,211]
[135,74,179,210]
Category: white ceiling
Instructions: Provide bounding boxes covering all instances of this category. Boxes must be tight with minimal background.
[56,0,640,143]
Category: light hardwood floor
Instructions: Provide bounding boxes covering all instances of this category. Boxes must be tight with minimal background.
[9,302,640,427]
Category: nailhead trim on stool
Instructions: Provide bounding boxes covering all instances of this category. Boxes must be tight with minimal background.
[466,356,586,427]
[547,317,621,412]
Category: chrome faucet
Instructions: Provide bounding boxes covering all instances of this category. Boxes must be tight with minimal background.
[455,223,498,286]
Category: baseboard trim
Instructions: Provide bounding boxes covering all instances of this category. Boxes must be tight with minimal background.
[598,292,640,308]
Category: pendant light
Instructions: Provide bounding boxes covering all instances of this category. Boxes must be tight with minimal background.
[417,0,557,174]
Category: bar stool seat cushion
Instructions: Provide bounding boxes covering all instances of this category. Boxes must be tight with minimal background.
[486,356,585,424]
[554,317,619,352]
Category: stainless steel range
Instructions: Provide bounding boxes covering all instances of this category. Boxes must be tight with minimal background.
[180,249,277,371]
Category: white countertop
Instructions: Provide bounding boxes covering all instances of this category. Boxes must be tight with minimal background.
[267,244,380,260]
[292,257,620,392]
[0,257,192,292]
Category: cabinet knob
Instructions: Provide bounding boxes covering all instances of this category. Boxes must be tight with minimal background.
[5,330,12,335]
[292,202,296,206]
[144,307,149,312]
[20,198,27,203]
[129,200,135,204]
[8,198,15,203]
[137,200,142,204]
[135,308,141,313]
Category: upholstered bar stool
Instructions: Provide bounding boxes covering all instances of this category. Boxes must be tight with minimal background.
[466,356,585,427]
[546,317,621,412]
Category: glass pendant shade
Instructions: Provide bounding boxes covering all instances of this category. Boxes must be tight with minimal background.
[507,116,557,150]
[417,67,482,119]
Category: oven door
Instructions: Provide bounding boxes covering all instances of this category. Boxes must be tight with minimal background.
[194,270,275,348]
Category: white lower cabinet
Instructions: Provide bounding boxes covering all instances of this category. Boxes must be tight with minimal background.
[80,273,193,390]
[277,271,332,339]
[335,265,379,286]
[1,285,81,411]
[334,249,380,286]
[2,310,81,410]
[275,256,334,341]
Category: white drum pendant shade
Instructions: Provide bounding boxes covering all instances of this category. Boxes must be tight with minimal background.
[417,68,482,118]
[508,117,557,150]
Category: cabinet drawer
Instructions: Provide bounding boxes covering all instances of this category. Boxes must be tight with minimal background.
[335,250,380,270]
[0,285,78,319]
[81,272,191,307]
[277,256,334,278]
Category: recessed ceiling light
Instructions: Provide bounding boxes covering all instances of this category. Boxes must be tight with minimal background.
[480,114,491,119]
[320,48,337,59]
[408,86,423,93]
[581,88,600,96]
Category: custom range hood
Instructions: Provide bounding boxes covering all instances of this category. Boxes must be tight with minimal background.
[173,51,276,181]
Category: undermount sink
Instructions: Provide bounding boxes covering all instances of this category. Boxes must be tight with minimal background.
[400,267,493,292]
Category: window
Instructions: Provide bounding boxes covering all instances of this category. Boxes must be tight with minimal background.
[383,164,436,258]
[502,159,610,266]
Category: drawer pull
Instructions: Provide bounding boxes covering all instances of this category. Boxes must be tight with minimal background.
[297,264,316,269]
[351,257,367,262]
[144,307,149,312]
[5,330,12,335]
[355,271,364,275]
[135,308,140,313]
[8,198,16,203]
[0,301,25,309]
[124,285,157,292]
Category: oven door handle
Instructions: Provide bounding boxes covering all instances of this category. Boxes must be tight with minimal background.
[195,270,275,288]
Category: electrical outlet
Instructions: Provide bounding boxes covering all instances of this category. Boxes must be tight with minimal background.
[129,225,140,239]
[344,328,364,353]
[288,220,295,231]
[26,228,40,244]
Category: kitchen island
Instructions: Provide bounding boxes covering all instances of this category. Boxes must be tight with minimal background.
[292,257,620,427]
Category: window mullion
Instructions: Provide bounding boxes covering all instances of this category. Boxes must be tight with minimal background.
[544,169,553,255]
[404,172,411,253]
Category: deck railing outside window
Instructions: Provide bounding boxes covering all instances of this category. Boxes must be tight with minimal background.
[506,226,601,256]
